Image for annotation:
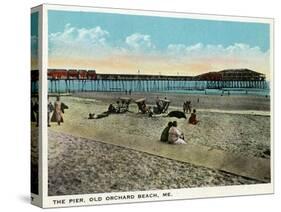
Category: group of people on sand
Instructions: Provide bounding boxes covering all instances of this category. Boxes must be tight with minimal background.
[124,89,132,95]
[160,121,186,144]
[160,108,199,144]
[89,99,131,119]
[183,99,199,125]
[31,96,68,127]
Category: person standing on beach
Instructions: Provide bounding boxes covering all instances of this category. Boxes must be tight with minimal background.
[168,121,186,144]
[47,96,54,127]
[33,98,39,127]
[31,99,37,123]
[187,101,192,113]
[183,101,192,113]
[53,96,63,125]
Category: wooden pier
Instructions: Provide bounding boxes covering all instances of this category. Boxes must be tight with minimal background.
[31,68,268,93]
[195,69,267,89]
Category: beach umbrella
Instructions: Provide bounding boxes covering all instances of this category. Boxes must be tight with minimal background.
[167,111,187,119]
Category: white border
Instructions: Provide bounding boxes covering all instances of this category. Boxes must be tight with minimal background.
[38,4,274,208]
[30,5,42,208]
[41,4,49,208]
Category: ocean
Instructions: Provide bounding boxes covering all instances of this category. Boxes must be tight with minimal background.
[44,80,270,96]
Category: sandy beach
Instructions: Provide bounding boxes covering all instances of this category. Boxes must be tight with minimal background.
[74,91,270,111]
[31,124,39,194]
[48,92,271,195]
[48,131,261,196]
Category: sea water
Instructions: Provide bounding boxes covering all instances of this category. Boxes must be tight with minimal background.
[46,80,270,96]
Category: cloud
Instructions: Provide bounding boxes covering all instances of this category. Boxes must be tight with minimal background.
[164,42,270,77]
[167,42,267,59]
[49,26,157,59]
[49,25,267,61]
[125,33,155,52]
[49,24,110,58]
[48,25,269,77]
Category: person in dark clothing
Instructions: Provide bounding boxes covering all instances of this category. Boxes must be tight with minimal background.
[107,104,116,113]
[33,99,39,127]
[31,100,36,122]
[47,96,54,127]
[183,101,192,113]
[160,122,173,142]
[148,107,153,117]
[116,101,121,113]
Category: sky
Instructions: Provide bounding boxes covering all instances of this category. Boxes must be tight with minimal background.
[31,12,38,70]
[47,10,270,78]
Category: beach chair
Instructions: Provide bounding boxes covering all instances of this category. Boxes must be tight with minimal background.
[120,97,132,112]
[135,98,148,114]
[153,98,170,114]
[161,98,170,113]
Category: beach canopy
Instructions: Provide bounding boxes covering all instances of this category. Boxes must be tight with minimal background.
[135,98,146,103]
[167,111,187,119]
[159,98,170,102]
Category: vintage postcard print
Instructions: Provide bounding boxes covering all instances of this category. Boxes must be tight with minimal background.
[31,4,274,208]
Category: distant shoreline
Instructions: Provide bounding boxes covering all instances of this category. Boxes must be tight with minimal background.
[48,87,270,97]
[66,91,271,112]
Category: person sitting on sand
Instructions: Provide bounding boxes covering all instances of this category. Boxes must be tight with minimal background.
[141,101,148,113]
[116,100,121,113]
[107,104,116,113]
[168,121,186,144]
[88,112,109,119]
[156,96,163,111]
[160,122,173,142]
[188,109,199,125]
[147,107,153,117]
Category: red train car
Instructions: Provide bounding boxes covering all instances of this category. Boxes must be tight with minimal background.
[48,69,68,80]
[87,70,97,80]
[78,70,88,80]
[68,69,79,79]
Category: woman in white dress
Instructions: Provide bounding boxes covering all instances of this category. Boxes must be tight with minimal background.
[168,121,186,144]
